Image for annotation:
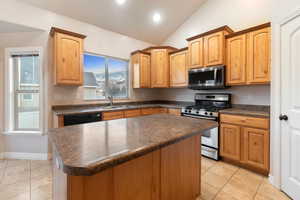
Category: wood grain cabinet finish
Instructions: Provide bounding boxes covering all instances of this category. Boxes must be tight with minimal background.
[220,114,270,173]
[124,109,141,118]
[226,34,247,85]
[170,50,188,87]
[151,49,170,88]
[168,108,182,116]
[226,23,271,86]
[204,31,226,67]
[220,124,241,161]
[188,37,204,69]
[243,127,269,171]
[161,135,200,200]
[53,136,200,200]
[247,27,271,84]
[131,51,151,88]
[102,111,124,121]
[51,28,86,86]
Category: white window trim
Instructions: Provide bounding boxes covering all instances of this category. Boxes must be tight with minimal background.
[4,47,45,135]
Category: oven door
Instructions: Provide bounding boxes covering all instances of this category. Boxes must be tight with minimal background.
[201,127,218,149]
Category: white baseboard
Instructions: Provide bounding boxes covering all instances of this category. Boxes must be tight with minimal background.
[4,152,49,160]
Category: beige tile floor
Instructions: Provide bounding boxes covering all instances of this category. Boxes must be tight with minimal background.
[198,157,292,200]
[0,157,292,200]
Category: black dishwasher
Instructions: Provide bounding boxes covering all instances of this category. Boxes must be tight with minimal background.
[63,112,102,126]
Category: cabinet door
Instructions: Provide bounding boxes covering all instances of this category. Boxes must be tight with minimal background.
[226,34,247,85]
[247,27,271,84]
[188,38,204,69]
[140,54,151,88]
[204,32,225,66]
[243,127,269,171]
[220,124,241,161]
[55,32,83,85]
[151,49,169,88]
[170,51,188,87]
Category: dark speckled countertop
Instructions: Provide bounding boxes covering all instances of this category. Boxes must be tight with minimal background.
[52,101,193,116]
[220,104,270,118]
[48,114,218,176]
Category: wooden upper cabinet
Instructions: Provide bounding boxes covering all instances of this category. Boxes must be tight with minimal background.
[220,124,241,161]
[226,34,247,85]
[131,51,151,88]
[226,23,271,85]
[151,49,170,88]
[188,37,204,69]
[51,27,86,86]
[247,27,271,84]
[187,26,233,68]
[170,49,188,87]
[243,127,269,171]
[204,31,226,66]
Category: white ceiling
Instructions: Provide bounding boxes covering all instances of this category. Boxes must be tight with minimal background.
[21,0,207,44]
[0,20,41,33]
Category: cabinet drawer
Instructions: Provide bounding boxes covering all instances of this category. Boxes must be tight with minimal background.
[124,109,141,118]
[103,111,124,121]
[141,108,156,115]
[220,114,269,129]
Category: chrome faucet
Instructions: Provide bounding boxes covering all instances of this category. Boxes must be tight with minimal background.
[108,95,113,106]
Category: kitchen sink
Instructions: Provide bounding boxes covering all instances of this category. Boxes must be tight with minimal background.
[102,105,129,109]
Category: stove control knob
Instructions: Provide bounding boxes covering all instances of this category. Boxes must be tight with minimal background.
[196,111,199,114]
[205,112,208,115]
[188,110,192,113]
[210,112,213,116]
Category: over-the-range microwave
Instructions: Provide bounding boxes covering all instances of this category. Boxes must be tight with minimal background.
[188,65,228,90]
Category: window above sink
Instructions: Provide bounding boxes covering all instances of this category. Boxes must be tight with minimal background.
[83,53,129,101]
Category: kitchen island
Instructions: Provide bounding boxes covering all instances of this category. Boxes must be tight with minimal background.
[48,114,218,200]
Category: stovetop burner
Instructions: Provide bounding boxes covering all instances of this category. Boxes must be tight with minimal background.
[181,93,231,120]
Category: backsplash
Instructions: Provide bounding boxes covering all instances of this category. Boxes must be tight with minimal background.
[153,85,270,105]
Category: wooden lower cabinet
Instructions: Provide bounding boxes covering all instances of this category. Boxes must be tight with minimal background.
[168,108,182,116]
[53,135,200,200]
[124,109,141,118]
[161,135,200,200]
[141,107,167,115]
[220,124,241,161]
[243,127,269,170]
[102,111,124,121]
[220,114,270,174]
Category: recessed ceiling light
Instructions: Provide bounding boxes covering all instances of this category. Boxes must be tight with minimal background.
[115,0,126,5]
[153,13,162,24]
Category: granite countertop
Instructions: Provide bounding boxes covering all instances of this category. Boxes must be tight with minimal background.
[52,101,193,116]
[220,105,270,118]
[48,114,218,176]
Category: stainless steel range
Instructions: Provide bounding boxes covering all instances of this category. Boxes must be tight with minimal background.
[181,93,231,160]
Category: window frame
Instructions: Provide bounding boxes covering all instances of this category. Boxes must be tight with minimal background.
[83,52,130,101]
[4,47,45,135]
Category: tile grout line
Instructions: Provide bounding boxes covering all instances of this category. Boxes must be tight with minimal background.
[253,176,265,199]
[212,166,241,200]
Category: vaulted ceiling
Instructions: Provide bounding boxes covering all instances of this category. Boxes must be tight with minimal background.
[21,0,206,44]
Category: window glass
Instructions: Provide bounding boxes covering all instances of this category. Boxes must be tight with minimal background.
[83,54,129,100]
[13,54,40,131]
[84,54,106,100]
[107,58,128,98]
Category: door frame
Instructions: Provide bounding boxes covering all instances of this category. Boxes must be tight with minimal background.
[270,7,300,189]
